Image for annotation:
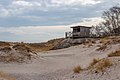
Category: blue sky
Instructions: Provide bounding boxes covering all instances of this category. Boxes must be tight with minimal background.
[0,0,120,42]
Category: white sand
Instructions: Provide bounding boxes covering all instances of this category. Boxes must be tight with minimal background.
[0,43,120,80]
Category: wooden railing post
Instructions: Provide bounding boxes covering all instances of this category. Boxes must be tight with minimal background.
[65,32,68,38]
[65,32,73,39]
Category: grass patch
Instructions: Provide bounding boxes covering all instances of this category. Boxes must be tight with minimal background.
[96,45,107,51]
[94,59,112,72]
[27,38,64,52]
[88,58,112,72]
[88,58,100,68]
[0,47,12,52]
[12,44,30,51]
[0,41,10,48]
[82,39,96,48]
[0,71,16,80]
[73,65,82,73]
[99,36,120,45]
[108,49,120,57]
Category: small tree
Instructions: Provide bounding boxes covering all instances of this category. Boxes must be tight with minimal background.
[92,6,120,37]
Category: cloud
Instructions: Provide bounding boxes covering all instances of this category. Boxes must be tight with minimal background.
[0,0,119,27]
[12,0,33,7]
[0,0,42,18]
[0,0,103,18]
[0,26,70,42]
[0,7,10,18]
[51,0,102,6]
[72,17,103,26]
[12,0,42,7]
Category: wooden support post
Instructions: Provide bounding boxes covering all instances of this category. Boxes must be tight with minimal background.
[65,32,68,38]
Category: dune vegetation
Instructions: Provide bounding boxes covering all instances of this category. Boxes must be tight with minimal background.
[0,71,16,80]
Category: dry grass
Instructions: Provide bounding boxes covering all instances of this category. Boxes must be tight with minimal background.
[98,36,120,52]
[99,38,108,44]
[97,36,119,51]
[0,71,16,80]
[0,56,26,63]
[0,38,64,52]
[108,49,120,57]
[94,59,112,72]
[99,36,120,45]
[88,58,112,72]
[83,39,96,48]
[0,44,33,63]
[12,44,30,51]
[96,45,107,51]
[87,43,93,47]
[91,40,96,44]
[0,46,12,52]
[83,39,95,45]
[0,41,10,48]
[73,65,82,73]
[88,58,100,68]
[27,38,64,52]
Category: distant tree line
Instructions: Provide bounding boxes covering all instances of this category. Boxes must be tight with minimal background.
[91,6,120,37]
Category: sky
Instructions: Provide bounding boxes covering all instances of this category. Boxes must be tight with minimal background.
[0,0,120,42]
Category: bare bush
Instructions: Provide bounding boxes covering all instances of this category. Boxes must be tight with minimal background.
[108,49,120,57]
[91,6,120,37]
[73,65,82,73]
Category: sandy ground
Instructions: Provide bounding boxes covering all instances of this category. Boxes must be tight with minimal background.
[64,57,120,80]
[0,43,120,80]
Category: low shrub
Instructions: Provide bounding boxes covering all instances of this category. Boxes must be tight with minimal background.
[108,49,120,57]
[94,59,112,72]
[0,47,12,52]
[96,45,107,51]
[0,71,16,80]
[73,65,82,73]
[89,58,99,68]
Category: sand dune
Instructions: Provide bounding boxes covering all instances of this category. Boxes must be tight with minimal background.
[0,37,120,80]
